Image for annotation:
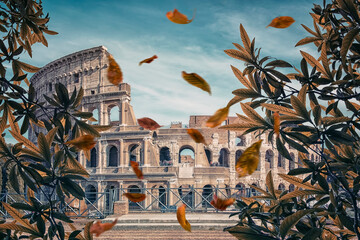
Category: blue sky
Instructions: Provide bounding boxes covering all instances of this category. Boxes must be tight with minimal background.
[25,0,319,125]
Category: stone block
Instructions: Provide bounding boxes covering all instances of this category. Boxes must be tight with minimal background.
[113,200,128,216]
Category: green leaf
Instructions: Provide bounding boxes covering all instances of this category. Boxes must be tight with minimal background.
[340,28,360,66]
[76,120,101,137]
[265,59,292,68]
[55,83,70,107]
[73,87,84,108]
[9,165,20,193]
[37,132,51,162]
[84,221,94,240]
[280,209,317,238]
[241,103,270,127]
[291,95,310,121]
[288,168,313,175]
[226,225,277,240]
[276,137,291,160]
[232,89,262,98]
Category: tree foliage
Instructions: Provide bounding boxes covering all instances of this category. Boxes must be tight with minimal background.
[222,0,360,239]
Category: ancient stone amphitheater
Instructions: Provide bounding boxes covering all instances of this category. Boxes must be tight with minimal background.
[29,46,313,212]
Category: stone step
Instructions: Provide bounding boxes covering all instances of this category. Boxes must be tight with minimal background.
[104,219,237,224]
[111,222,234,230]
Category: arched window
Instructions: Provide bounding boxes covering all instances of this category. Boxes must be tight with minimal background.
[109,105,119,123]
[235,150,243,165]
[202,185,213,207]
[128,185,141,209]
[278,183,285,192]
[289,184,295,192]
[289,153,295,170]
[159,186,166,207]
[235,136,246,146]
[160,147,172,166]
[179,146,195,164]
[251,183,257,196]
[265,150,274,169]
[311,154,314,161]
[108,146,118,167]
[85,185,97,204]
[218,148,230,167]
[129,144,141,165]
[92,109,99,125]
[235,183,245,197]
[278,154,284,168]
[205,149,212,165]
[178,185,193,207]
[89,148,97,168]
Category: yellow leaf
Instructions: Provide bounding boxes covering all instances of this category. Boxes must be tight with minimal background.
[123,193,146,202]
[210,194,235,211]
[130,161,144,179]
[182,71,211,95]
[177,204,191,232]
[235,140,262,177]
[107,55,123,85]
[206,107,229,128]
[139,55,157,66]
[187,128,207,145]
[90,219,117,237]
[274,112,280,137]
[65,135,96,151]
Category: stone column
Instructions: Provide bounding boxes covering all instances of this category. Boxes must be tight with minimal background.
[195,143,202,167]
[100,141,107,171]
[142,180,149,209]
[100,103,106,125]
[170,141,178,167]
[168,179,177,205]
[119,139,124,167]
[194,179,202,208]
[121,101,126,125]
[143,137,150,166]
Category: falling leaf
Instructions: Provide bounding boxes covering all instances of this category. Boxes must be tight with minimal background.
[236,140,263,177]
[123,193,146,202]
[130,161,144,179]
[182,71,211,95]
[139,55,158,66]
[210,194,235,211]
[166,9,195,24]
[90,219,118,237]
[206,107,229,128]
[107,54,123,85]
[65,135,96,151]
[274,111,280,138]
[137,117,161,130]
[267,16,295,28]
[187,128,207,145]
[177,204,191,232]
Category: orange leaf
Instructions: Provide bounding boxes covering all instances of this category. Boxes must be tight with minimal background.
[107,55,123,85]
[130,161,144,179]
[65,135,96,151]
[90,219,118,237]
[137,117,161,130]
[206,107,229,128]
[274,112,280,138]
[267,16,295,29]
[166,9,195,24]
[182,71,211,95]
[187,128,207,145]
[176,204,191,232]
[236,140,262,177]
[139,55,158,66]
[210,194,235,211]
[123,193,146,202]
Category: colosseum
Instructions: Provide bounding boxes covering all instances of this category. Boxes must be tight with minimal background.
[29,46,310,214]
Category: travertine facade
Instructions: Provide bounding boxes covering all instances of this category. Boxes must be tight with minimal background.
[30,46,315,209]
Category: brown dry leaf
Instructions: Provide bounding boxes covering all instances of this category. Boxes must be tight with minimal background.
[206,107,229,128]
[90,219,118,237]
[187,128,207,145]
[267,16,295,28]
[123,193,146,202]
[182,71,211,95]
[210,194,235,211]
[137,117,161,130]
[130,161,144,179]
[235,140,262,177]
[65,135,96,151]
[139,55,158,66]
[166,9,195,24]
[107,54,123,85]
[274,112,280,137]
[177,204,191,232]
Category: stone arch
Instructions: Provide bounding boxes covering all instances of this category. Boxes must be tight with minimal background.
[158,186,166,207]
[85,185,97,204]
[202,184,214,207]
[105,182,119,210]
[88,148,97,168]
[289,184,295,192]
[235,150,243,165]
[108,146,118,167]
[160,147,172,166]
[108,104,120,124]
[311,154,314,161]
[218,148,230,167]
[235,136,246,146]
[129,144,142,165]
[178,185,193,207]
[289,153,295,170]
[235,183,245,198]
[91,109,99,125]
[278,153,285,168]
[265,150,274,169]
[178,145,195,164]
[127,185,141,209]
[278,183,286,192]
[250,183,257,197]
[205,148,212,165]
